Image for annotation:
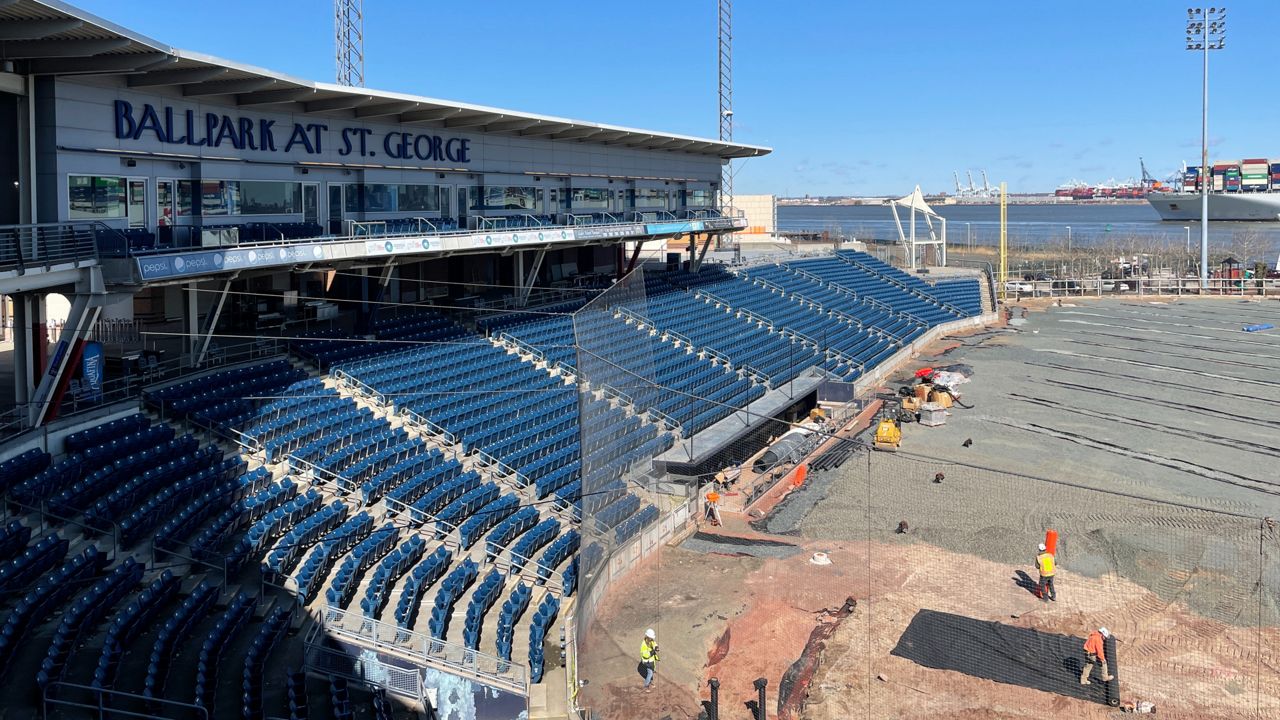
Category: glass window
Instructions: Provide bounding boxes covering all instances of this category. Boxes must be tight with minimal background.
[471,186,540,212]
[157,180,174,226]
[685,189,712,207]
[629,188,668,209]
[239,181,302,215]
[176,180,234,216]
[397,184,440,213]
[68,175,127,219]
[567,188,609,210]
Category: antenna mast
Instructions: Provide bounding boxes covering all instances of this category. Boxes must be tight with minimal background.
[717,0,733,214]
[335,0,365,87]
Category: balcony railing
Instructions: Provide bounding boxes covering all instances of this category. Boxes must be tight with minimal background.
[0,221,102,272]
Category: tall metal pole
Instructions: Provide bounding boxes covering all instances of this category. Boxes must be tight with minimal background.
[1187,7,1226,290]
[335,0,365,87]
[1199,26,1209,289]
[718,0,734,214]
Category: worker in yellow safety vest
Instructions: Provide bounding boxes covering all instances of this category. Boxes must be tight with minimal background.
[640,628,659,692]
[1035,543,1056,602]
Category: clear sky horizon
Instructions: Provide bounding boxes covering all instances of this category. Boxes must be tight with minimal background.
[68,1,1276,197]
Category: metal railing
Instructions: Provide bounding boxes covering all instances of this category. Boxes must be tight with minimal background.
[44,680,209,720]
[0,220,102,272]
[316,606,528,693]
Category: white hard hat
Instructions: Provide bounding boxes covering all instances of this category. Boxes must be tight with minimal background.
[645,628,656,640]
[1038,543,1047,552]
[1099,627,1110,638]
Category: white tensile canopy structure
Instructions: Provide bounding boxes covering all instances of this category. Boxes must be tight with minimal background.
[889,186,947,269]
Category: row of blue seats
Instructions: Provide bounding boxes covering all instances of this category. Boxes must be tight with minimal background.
[91,570,179,690]
[65,413,150,453]
[265,407,373,463]
[494,582,533,669]
[43,434,200,516]
[383,457,466,511]
[239,488,324,557]
[193,591,258,710]
[458,494,519,549]
[404,470,483,526]
[37,557,144,689]
[154,467,272,550]
[0,447,49,493]
[485,506,540,561]
[561,556,579,597]
[265,501,348,576]
[510,518,560,573]
[0,521,32,563]
[393,546,453,631]
[462,569,506,650]
[427,558,479,642]
[242,606,291,720]
[190,478,298,564]
[527,594,561,683]
[614,504,660,545]
[295,512,375,604]
[0,533,68,592]
[338,438,426,493]
[325,525,399,609]
[145,359,292,409]
[435,482,501,534]
[359,449,442,505]
[143,580,219,698]
[359,535,428,619]
[85,444,224,530]
[537,530,580,585]
[0,545,107,674]
[118,457,247,547]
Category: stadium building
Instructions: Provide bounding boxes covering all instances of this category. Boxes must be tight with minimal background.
[0,2,992,719]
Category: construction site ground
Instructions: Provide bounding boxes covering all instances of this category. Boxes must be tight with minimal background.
[577,297,1280,720]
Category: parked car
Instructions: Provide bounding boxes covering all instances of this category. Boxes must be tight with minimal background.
[1004,281,1034,293]
[1022,271,1052,281]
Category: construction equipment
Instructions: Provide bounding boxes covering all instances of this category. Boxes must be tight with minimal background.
[873,417,901,451]
[808,407,828,423]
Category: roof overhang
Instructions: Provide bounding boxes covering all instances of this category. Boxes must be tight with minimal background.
[0,0,772,161]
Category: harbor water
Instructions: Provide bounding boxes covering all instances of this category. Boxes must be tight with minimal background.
[778,204,1280,261]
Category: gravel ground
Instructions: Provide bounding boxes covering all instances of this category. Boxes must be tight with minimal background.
[800,298,1280,625]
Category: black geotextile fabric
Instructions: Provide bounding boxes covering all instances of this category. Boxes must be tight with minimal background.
[890,610,1119,705]
[687,532,797,548]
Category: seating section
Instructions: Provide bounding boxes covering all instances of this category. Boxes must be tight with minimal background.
[0,249,968,705]
[928,277,985,316]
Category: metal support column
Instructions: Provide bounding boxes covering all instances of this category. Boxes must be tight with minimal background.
[516,248,546,307]
[182,281,200,358]
[29,287,103,426]
[690,235,715,273]
[12,295,31,411]
[193,273,238,367]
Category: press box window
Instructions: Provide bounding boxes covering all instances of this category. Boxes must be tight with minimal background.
[68,175,127,219]
[566,188,609,210]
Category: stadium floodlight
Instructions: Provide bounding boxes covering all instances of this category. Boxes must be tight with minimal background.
[1186,6,1225,290]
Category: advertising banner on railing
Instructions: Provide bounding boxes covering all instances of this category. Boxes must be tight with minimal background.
[136,244,328,280]
[452,228,575,251]
[364,236,437,257]
[80,341,104,401]
[645,220,704,235]
[575,223,645,241]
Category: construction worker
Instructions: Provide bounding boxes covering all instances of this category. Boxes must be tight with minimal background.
[640,628,659,692]
[1080,627,1114,685]
[1035,542,1056,602]
[704,491,722,526]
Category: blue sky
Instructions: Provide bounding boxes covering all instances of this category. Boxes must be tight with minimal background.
[72,1,1277,196]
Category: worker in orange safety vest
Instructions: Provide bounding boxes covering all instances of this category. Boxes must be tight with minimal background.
[1035,542,1056,602]
[1081,627,1114,685]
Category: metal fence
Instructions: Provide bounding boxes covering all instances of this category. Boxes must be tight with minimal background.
[0,221,100,272]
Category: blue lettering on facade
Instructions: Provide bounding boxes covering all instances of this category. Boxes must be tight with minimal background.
[112,101,472,164]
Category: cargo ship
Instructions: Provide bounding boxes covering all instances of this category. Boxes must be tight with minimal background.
[1146,159,1280,221]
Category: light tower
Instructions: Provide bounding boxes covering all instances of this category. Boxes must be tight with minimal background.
[717,0,733,215]
[1186,6,1225,289]
[335,0,365,87]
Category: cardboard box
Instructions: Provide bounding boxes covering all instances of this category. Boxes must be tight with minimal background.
[914,383,932,401]
[928,390,953,409]
[919,402,947,427]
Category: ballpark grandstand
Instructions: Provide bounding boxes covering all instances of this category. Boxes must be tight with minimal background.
[0,2,994,719]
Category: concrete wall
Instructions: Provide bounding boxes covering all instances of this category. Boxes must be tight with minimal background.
[735,194,777,243]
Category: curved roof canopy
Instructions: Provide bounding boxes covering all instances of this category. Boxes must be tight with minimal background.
[0,0,772,160]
